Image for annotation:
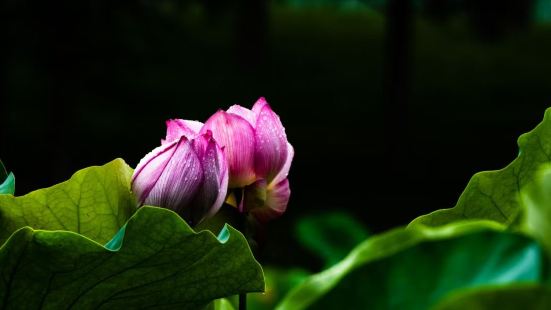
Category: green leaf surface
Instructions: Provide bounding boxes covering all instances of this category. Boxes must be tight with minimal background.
[0,159,136,245]
[0,172,15,195]
[277,222,543,310]
[0,206,264,309]
[295,211,369,268]
[519,164,551,256]
[432,284,551,310]
[411,108,551,227]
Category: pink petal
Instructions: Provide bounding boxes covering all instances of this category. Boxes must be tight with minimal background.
[254,102,289,182]
[142,138,204,213]
[185,120,204,133]
[164,119,204,143]
[194,136,229,221]
[201,110,256,188]
[131,139,181,204]
[190,130,213,160]
[271,143,294,185]
[227,105,256,126]
[251,97,268,117]
[250,178,290,223]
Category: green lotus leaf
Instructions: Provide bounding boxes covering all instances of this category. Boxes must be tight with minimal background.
[277,221,543,310]
[518,164,551,257]
[0,159,136,245]
[411,108,551,227]
[0,206,264,309]
[432,284,551,310]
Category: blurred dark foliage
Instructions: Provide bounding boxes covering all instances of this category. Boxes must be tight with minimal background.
[1,0,551,268]
[425,0,534,39]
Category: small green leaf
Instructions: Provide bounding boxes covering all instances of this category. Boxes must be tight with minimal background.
[0,159,136,246]
[411,108,551,227]
[217,224,231,244]
[104,224,127,251]
[295,211,369,267]
[0,172,15,195]
[277,222,543,310]
[432,284,551,310]
[0,206,264,309]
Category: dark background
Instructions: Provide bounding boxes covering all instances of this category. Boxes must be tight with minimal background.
[2,0,551,268]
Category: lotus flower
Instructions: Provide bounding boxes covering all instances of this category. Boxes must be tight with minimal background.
[166,97,294,221]
[131,131,228,225]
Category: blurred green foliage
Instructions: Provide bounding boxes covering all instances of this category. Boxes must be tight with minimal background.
[278,222,542,309]
[249,268,311,310]
[295,211,369,267]
[248,212,367,309]
[210,298,236,310]
[266,108,551,309]
[433,284,551,310]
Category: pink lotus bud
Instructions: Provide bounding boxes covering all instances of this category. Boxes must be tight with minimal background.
[165,97,294,221]
[201,98,292,185]
[131,132,228,225]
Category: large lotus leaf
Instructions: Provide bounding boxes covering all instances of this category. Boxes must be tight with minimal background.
[411,108,551,227]
[0,206,264,309]
[277,222,543,310]
[0,159,136,245]
[432,284,551,310]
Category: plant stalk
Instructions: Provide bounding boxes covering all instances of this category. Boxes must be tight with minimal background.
[239,293,247,310]
[238,209,249,310]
